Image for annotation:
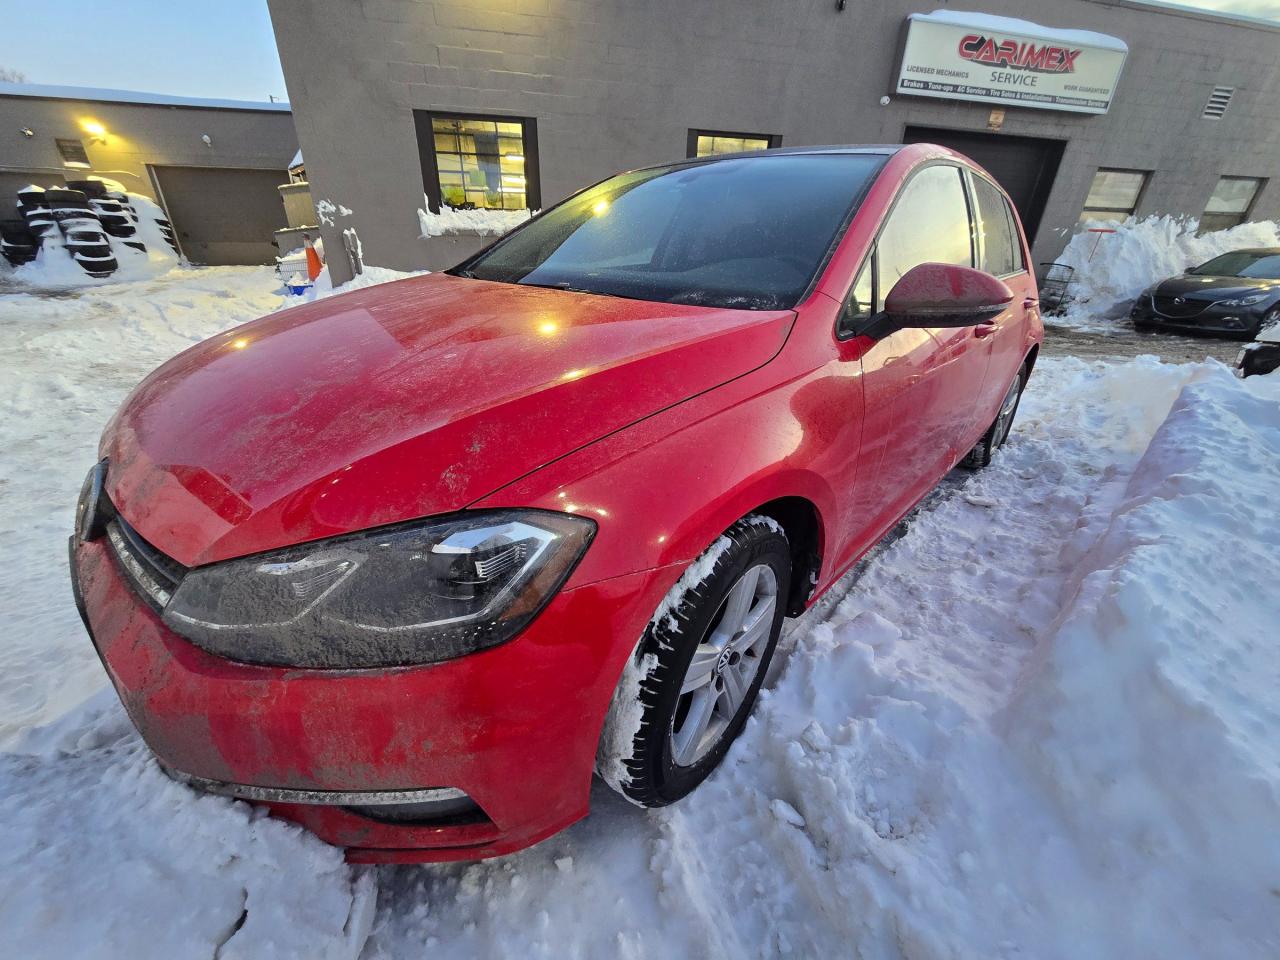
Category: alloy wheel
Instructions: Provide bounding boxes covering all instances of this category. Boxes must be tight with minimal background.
[668,563,778,767]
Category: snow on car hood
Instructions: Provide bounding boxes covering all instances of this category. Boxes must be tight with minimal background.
[101,272,794,566]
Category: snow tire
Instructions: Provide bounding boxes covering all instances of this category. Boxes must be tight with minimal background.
[598,514,791,808]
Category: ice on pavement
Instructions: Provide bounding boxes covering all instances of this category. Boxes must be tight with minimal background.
[1,262,1278,958]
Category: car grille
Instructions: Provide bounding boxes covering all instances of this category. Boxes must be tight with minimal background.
[104,514,186,611]
[1152,295,1209,319]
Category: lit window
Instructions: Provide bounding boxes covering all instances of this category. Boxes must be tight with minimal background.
[56,138,91,169]
[688,129,780,158]
[415,112,539,212]
[1200,176,1264,232]
[1078,168,1148,224]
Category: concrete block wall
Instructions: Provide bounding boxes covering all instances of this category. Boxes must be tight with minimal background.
[267,0,1280,283]
[0,93,297,203]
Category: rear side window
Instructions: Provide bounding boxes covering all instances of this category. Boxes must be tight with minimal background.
[1004,200,1026,272]
[972,177,1018,277]
[876,165,972,307]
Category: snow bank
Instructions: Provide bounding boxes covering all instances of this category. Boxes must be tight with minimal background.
[289,264,424,303]
[1054,215,1280,330]
[1003,367,1280,955]
[417,198,533,238]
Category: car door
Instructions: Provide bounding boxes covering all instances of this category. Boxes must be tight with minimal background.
[871,164,987,502]
[966,171,1036,443]
[838,269,943,559]
[911,167,995,467]
[833,163,987,556]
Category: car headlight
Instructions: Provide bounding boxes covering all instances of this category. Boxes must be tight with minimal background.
[1219,293,1269,307]
[162,510,595,669]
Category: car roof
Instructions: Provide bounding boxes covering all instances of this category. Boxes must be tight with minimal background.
[627,144,907,175]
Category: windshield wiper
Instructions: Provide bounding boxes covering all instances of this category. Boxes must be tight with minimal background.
[518,280,626,299]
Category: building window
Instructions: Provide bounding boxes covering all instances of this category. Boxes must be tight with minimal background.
[1079,168,1148,223]
[687,129,781,158]
[413,112,540,213]
[56,138,90,168]
[1200,176,1263,232]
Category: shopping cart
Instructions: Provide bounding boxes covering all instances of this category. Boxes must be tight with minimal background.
[1037,262,1076,314]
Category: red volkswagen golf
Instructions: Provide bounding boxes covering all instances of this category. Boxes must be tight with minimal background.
[71,143,1041,862]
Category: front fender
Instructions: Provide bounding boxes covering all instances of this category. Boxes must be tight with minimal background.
[472,358,855,594]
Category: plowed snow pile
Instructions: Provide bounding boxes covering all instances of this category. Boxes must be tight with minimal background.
[1053,215,1280,331]
[1,265,1278,958]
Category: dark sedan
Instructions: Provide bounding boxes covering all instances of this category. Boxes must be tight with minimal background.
[1130,248,1280,340]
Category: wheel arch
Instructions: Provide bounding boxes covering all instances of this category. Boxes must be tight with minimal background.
[1023,341,1040,378]
[750,496,824,616]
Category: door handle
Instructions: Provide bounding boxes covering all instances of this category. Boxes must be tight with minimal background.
[1022,297,1040,310]
[973,321,997,338]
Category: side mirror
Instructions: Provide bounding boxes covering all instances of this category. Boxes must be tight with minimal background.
[863,263,1014,339]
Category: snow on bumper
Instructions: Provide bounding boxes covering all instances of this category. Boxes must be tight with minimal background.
[70,534,670,861]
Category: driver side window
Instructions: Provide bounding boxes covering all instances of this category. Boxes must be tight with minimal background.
[876,164,973,307]
[836,164,974,339]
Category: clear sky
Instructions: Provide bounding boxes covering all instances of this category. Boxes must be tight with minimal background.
[0,0,288,103]
[0,0,1276,102]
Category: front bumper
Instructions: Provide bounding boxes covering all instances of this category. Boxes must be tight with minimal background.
[71,534,671,862]
[1130,298,1265,339]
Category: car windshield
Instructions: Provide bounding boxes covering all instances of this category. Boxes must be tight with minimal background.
[452,153,887,310]
[1189,251,1280,279]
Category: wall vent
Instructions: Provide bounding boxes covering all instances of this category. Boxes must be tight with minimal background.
[1202,86,1234,119]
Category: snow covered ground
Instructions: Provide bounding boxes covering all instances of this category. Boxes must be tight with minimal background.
[1,263,1278,958]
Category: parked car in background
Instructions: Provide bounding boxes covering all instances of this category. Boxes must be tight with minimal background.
[69,143,1042,864]
[1236,316,1280,378]
[1130,248,1280,339]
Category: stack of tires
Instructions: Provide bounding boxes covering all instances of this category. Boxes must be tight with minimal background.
[0,179,184,277]
[0,219,38,266]
[16,185,58,247]
[46,188,119,277]
[69,179,147,255]
[153,213,179,255]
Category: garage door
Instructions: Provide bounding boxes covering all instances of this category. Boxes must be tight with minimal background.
[902,127,1065,244]
[150,166,288,265]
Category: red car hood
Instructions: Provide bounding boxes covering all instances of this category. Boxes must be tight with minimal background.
[102,272,794,567]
